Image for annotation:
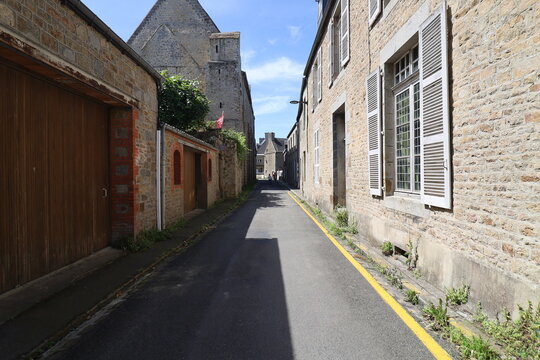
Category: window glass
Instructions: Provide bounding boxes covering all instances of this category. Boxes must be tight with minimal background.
[395,90,411,190]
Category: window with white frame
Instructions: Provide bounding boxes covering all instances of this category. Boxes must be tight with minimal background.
[312,49,322,110]
[395,81,421,192]
[314,130,320,184]
[328,0,350,86]
[366,4,452,209]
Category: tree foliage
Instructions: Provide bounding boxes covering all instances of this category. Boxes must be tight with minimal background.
[159,71,209,131]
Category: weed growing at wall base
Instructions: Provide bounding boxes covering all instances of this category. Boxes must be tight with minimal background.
[405,289,419,305]
[474,302,540,359]
[446,284,470,305]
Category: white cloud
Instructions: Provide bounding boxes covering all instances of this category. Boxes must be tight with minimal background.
[241,49,256,66]
[245,57,304,84]
[287,25,301,42]
[268,38,278,45]
[253,96,290,116]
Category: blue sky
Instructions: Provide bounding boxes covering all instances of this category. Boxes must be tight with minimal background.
[81,0,318,140]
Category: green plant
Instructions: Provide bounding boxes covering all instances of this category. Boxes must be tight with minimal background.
[405,239,418,269]
[159,71,210,131]
[117,228,171,253]
[334,207,348,227]
[459,335,500,360]
[446,284,470,305]
[381,241,393,256]
[220,128,249,160]
[406,289,420,305]
[423,299,450,331]
[474,302,540,359]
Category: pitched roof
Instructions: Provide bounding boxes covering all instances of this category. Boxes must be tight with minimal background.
[257,137,286,155]
[128,0,219,45]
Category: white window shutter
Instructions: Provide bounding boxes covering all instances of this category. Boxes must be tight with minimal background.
[419,2,451,209]
[317,49,322,102]
[366,69,382,196]
[368,0,381,26]
[312,63,317,111]
[340,0,350,65]
[328,20,334,87]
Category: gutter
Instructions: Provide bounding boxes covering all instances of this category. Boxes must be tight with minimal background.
[61,0,162,83]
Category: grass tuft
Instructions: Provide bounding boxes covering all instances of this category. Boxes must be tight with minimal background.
[405,289,419,305]
[446,284,470,305]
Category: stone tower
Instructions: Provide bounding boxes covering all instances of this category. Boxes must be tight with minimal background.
[128,0,256,184]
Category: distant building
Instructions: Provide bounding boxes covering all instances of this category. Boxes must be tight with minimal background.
[128,0,256,185]
[256,133,286,178]
[284,123,299,188]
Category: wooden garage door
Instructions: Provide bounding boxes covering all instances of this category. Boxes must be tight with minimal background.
[0,60,110,293]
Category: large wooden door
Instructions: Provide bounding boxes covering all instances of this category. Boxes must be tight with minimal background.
[0,60,110,293]
[183,150,197,213]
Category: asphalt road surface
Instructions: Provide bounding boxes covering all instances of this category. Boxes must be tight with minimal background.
[50,181,438,360]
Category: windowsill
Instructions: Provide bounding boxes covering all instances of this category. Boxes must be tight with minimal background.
[383,193,430,218]
[381,0,400,21]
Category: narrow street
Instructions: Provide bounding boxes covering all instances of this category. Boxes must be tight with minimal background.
[49,181,440,360]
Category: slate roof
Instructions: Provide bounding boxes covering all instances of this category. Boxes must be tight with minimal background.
[256,137,286,155]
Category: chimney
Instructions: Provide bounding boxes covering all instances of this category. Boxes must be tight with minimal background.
[264,132,275,143]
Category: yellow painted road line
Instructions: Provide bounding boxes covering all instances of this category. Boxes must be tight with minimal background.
[288,192,452,360]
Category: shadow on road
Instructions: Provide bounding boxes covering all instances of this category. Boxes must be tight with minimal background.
[52,180,294,360]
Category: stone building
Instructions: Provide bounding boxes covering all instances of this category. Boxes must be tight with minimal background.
[0,0,160,294]
[284,123,300,188]
[160,125,220,227]
[128,0,256,186]
[256,133,286,178]
[297,0,539,315]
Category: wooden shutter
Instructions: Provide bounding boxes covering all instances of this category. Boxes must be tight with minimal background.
[366,69,382,196]
[317,48,322,102]
[341,0,350,65]
[368,0,381,26]
[419,2,451,209]
[328,20,334,87]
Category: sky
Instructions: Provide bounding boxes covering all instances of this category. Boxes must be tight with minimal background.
[81,0,319,140]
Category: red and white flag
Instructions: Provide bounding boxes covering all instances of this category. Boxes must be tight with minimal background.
[215,111,224,129]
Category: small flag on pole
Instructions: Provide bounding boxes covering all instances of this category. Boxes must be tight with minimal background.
[216,111,224,129]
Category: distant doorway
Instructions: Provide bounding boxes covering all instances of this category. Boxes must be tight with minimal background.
[333,106,346,207]
[184,150,197,213]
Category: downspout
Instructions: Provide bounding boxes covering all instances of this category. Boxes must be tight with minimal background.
[160,125,166,229]
[156,126,162,231]
[156,78,165,231]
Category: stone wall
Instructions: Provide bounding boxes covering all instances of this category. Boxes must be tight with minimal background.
[299,0,539,315]
[163,126,221,226]
[163,129,185,227]
[128,0,218,88]
[220,141,243,198]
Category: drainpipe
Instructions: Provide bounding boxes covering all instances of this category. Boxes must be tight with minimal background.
[161,125,166,227]
[156,127,162,231]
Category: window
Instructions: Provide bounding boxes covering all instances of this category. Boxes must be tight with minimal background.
[317,0,324,25]
[173,150,181,185]
[314,130,320,184]
[302,151,306,182]
[208,158,212,181]
[394,46,419,85]
[312,49,322,110]
[395,82,421,192]
[366,3,451,209]
[328,0,350,85]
